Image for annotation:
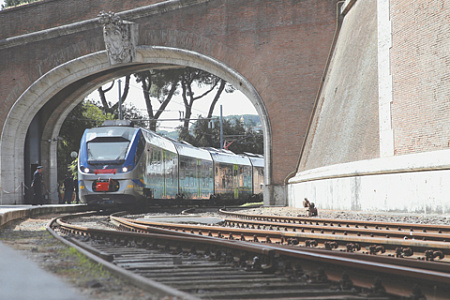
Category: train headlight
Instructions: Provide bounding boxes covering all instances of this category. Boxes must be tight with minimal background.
[84,167,90,173]
[122,167,128,172]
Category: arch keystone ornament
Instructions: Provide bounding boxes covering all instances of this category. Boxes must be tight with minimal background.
[98,11,139,65]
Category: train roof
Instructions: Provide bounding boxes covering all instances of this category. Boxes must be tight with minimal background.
[243,152,264,167]
[205,148,252,166]
[84,126,138,142]
[243,152,264,158]
[247,156,264,168]
[172,141,213,161]
[88,124,263,166]
[141,129,177,153]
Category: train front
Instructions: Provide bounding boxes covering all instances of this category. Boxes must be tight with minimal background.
[77,121,145,206]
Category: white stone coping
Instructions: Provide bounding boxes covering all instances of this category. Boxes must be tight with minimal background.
[289,149,450,184]
[0,0,211,50]
[340,0,357,16]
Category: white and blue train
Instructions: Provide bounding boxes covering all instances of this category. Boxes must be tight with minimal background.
[78,120,264,206]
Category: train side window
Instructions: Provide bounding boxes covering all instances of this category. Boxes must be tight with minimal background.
[180,161,186,179]
[134,136,145,165]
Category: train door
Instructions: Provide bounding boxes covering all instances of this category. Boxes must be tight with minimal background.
[196,159,213,199]
[163,150,178,199]
[196,159,201,198]
[233,164,239,199]
[253,166,264,195]
[162,150,167,198]
[145,147,164,199]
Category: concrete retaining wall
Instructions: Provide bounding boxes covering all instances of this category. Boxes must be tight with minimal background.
[289,0,450,214]
[289,149,450,214]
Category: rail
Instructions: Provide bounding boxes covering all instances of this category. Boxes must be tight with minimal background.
[107,213,450,299]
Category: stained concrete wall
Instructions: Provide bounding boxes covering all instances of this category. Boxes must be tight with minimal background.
[288,0,450,214]
[298,0,379,171]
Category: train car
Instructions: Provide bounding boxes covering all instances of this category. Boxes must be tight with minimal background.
[205,147,253,203]
[78,120,264,206]
[245,152,264,201]
[173,141,214,200]
[140,129,179,199]
[78,120,146,205]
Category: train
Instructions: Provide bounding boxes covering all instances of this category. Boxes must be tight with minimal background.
[77,120,264,206]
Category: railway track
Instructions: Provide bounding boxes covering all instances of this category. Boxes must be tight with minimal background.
[47,212,386,299]
[112,210,450,264]
[219,208,450,237]
[47,210,450,299]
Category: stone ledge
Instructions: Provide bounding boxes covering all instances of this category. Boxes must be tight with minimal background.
[0,0,211,50]
[0,204,89,227]
[290,148,450,184]
[340,0,357,16]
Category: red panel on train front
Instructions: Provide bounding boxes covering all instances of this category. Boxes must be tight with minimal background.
[96,181,110,192]
[95,169,116,174]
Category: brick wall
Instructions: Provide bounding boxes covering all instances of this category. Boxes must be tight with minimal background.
[0,0,338,189]
[140,0,339,182]
[0,0,166,39]
[390,0,450,155]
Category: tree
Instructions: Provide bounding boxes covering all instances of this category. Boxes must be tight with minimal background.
[207,79,227,119]
[97,75,131,116]
[90,67,235,134]
[179,116,263,155]
[134,70,178,131]
[180,69,216,129]
[2,0,40,8]
[177,68,234,131]
[132,67,235,133]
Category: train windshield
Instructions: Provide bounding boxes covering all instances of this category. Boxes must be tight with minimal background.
[87,137,130,164]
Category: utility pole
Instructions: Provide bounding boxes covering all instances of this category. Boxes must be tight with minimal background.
[220,105,223,149]
[118,79,123,120]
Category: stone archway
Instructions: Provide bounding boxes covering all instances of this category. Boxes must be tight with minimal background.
[1,46,271,204]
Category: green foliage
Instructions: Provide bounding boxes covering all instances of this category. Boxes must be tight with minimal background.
[67,158,78,179]
[57,100,139,182]
[240,201,263,207]
[137,67,234,131]
[139,69,182,102]
[82,100,115,123]
[59,247,109,278]
[3,0,40,8]
[178,115,263,154]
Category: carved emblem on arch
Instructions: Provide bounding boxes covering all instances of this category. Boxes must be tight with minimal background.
[98,11,139,65]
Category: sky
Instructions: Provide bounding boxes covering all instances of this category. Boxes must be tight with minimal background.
[88,77,258,131]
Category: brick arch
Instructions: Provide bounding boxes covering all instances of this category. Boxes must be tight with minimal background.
[1,47,271,204]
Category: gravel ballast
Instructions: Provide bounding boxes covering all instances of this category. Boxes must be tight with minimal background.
[1,207,449,299]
